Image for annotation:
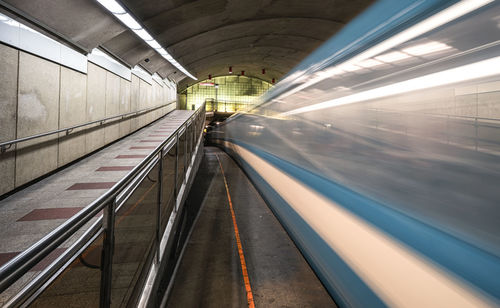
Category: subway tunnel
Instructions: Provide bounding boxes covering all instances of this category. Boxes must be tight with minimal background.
[1,0,500,307]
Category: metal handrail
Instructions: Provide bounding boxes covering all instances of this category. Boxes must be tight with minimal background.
[0,103,205,297]
[0,101,177,152]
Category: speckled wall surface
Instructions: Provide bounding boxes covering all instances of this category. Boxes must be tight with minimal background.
[16,52,60,186]
[0,44,18,194]
[0,44,176,196]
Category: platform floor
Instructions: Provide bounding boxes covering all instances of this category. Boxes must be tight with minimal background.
[165,147,336,307]
[0,110,194,305]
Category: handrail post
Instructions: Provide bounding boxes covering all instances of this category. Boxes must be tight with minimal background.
[100,199,117,308]
[174,134,179,211]
[156,151,163,263]
[184,125,188,180]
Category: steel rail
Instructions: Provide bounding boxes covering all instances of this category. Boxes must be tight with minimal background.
[0,103,204,296]
[0,101,176,152]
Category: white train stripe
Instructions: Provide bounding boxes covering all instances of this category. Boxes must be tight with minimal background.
[227,141,496,308]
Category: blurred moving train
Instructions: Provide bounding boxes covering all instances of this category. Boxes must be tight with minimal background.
[208,0,500,307]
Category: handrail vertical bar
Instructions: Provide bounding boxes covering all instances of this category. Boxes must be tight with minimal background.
[174,134,179,211]
[100,199,117,308]
[184,125,188,182]
[156,151,163,263]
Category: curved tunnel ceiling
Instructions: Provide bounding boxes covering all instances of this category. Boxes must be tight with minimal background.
[0,0,373,88]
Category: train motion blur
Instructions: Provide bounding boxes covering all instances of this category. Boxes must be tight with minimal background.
[209,0,500,307]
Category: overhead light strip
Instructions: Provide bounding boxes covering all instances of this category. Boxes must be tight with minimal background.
[273,0,493,101]
[96,0,197,80]
[280,56,500,116]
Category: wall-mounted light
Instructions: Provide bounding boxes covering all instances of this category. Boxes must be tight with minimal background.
[96,0,197,80]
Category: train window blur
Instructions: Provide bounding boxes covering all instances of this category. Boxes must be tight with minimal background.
[209,1,500,306]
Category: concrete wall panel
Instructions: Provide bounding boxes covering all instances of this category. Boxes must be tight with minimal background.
[58,67,87,167]
[0,47,177,196]
[16,52,60,186]
[86,63,106,153]
[130,75,140,131]
[119,78,131,137]
[139,79,149,127]
[0,44,18,195]
[104,72,120,144]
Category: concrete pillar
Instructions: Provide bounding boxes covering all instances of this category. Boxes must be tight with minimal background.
[119,78,131,137]
[86,63,106,153]
[0,44,19,195]
[130,75,140,131]
[58,67,87,167]
[16,52,60,187]
[104,72,120,144]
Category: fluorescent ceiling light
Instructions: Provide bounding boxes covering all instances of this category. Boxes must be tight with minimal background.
[402,41,452,56]
[162,55,174,61]
[375,51,411,63]
[146,39,162,49]
[133,28,153,41]
[358,58,384,68]
[115,13,141,30]
[95,0,197,80]
[156,48,168,55]
[96,0,126,14]
[342,64,362,72]
[281,56,500,116]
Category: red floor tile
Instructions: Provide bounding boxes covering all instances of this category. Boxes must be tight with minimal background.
[67,182,116,190]
[129,146,156,150]
[96,166,134,171]
[116,155,147,159]
[18,207,85,221]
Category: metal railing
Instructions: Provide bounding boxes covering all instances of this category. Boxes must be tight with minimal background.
[0,101,177,153]
[0,103,206,307]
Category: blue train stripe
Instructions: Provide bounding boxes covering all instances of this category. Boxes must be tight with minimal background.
[225,138,500,303]
[222,144,387,308]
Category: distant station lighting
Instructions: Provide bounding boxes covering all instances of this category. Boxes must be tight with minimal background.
[402,41,452,56]
[229,66,233,74]
[96,0,197,80]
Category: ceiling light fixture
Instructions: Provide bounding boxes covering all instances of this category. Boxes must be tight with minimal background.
[281,56,500,116]
[402,41,452,56]
[96,0,197,80]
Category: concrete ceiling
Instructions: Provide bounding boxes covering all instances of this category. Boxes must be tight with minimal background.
[1,0,373,88]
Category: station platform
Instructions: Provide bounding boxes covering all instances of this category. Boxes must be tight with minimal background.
[164,147,336,307]
[0,110,194,305]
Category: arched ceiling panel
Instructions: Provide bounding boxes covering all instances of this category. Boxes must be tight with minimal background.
[2,0,374,84]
